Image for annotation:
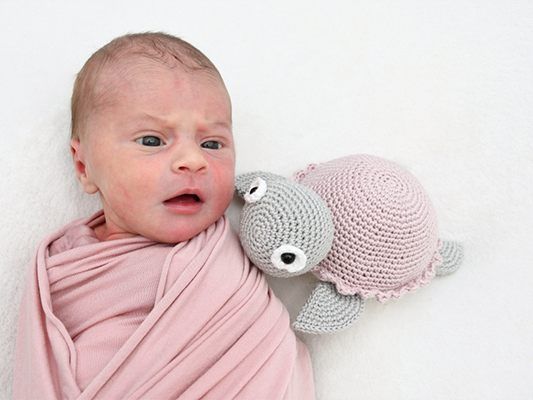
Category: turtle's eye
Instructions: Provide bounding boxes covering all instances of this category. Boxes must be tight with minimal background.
[244,177,267,203]
[271,245,308,274]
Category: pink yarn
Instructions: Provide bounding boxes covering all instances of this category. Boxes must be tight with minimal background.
[295,154,442,302]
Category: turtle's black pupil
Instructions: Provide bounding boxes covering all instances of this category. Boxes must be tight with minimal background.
[281,253,296,264]
[249,186,258,194]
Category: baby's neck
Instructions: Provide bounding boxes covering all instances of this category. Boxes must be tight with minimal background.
[93,221,137,242]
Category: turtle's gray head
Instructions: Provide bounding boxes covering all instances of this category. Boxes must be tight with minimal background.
[235,171,334,277]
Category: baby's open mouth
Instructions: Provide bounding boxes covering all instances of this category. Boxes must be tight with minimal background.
[164,194,202,204]
[163,192,204,214]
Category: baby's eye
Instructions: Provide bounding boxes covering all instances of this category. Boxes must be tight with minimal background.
[135,136,164,147]
[201,140,222,150]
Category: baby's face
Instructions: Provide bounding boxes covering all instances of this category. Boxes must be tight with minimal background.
[71,59,235,243]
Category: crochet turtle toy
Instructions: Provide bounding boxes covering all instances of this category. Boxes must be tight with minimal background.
[235,154,463,334]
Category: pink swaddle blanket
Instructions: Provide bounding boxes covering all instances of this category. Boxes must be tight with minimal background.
[13,210,314,399]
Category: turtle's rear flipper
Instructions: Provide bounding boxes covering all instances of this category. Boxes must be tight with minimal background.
[436,240,464,276]
[293,282,364,334]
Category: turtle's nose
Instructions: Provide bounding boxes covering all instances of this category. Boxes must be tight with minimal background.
[281,253,296,264]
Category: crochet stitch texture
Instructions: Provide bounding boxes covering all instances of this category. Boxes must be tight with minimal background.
[295,154,442,302]
[236,172,334,277]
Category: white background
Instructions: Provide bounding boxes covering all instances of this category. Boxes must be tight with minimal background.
[1,1,532,399]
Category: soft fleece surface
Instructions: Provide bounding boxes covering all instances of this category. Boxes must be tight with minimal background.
[1,1,532,399]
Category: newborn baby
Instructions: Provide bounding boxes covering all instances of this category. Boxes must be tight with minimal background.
[13,32,314,399]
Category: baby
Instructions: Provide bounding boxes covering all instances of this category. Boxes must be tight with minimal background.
[13,32,314,399]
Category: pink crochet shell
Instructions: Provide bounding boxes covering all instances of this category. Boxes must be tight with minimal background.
[295,154,442,302]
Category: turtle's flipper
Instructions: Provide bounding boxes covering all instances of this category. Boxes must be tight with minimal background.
[293,282,364,334]
[436,240,464,276]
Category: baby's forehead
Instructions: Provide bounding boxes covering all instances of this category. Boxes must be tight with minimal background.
[91,55,222,109]
[92,57,162,100]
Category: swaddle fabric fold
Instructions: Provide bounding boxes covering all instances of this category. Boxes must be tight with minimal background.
[13,210,314,399]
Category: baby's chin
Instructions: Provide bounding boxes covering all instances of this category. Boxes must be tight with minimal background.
[142,216,223,244]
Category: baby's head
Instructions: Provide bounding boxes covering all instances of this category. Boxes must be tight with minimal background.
[70,32,235,243]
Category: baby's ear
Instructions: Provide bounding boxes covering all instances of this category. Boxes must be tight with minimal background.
[235,171,285,199]
[70,138,99,195]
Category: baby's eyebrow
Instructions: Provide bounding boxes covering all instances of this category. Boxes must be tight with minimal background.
[137,112,232,131]
[138,112,169,125]
[205,121,232,131]
[127,112,232,136]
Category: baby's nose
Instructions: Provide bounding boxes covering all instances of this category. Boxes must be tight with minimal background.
[171,144,208,173]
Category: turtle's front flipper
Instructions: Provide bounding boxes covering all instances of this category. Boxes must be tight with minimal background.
[436,240,464,276]
[293,282,364,334]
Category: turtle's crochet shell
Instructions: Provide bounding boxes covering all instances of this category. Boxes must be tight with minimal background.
[295,154,442,302]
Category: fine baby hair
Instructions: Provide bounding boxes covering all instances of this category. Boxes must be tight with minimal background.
[235,154,464,334]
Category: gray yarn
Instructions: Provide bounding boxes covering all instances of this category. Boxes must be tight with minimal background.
[436,241,464,276]
[293,282,365,334]
[235,171,284,198]
[236,172,334,277]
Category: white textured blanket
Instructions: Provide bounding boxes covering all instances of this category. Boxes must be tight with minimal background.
[1,1,532,399]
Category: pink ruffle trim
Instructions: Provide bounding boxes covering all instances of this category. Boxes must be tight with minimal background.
[314,240,444,303]
[293,163,318,182]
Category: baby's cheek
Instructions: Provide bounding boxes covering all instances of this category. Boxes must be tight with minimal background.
[107,165,147,203]
[210,161,235,202]
[103,178,134,212]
